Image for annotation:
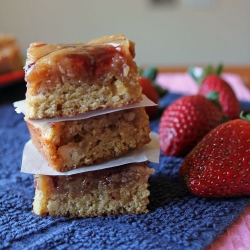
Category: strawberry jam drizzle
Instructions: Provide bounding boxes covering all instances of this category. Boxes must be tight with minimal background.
[27,44,127,79]
[65,45,126,78]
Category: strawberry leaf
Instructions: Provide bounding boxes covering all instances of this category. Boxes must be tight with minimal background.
[205,90,219,101]
[203,64,213,76]
[141,67,158,81]
[205,91,229,123]
[151,82,168,97]
[240,111,250,121]
[140,67,168,97]
[188,67,200,84]
[215,64,223,75]
[205,91,222,111]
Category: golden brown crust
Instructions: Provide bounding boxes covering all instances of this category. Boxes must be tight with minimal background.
[33,162,155,217]
[27,107,151,172]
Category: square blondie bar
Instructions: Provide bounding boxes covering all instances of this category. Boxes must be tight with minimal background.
[25,34,142,120]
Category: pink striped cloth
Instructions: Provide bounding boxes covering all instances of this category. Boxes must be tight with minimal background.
[157,72,250,249]
[208,206,250,250]
[156,72,250,102]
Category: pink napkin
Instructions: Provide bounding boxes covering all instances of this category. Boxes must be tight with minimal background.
[156,72,250,102]
[207,206,250,250]
[156,72,250,249]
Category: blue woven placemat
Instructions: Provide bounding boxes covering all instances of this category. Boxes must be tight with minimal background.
[1,93,250,250]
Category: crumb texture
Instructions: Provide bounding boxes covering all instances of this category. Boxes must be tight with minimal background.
[33,163,154,217]
[27,107,151,171]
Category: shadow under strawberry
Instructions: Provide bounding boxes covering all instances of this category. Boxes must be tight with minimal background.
[240,100,250,113]
[147,154,189,211]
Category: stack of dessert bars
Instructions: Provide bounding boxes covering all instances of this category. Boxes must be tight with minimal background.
[23,34,156,218]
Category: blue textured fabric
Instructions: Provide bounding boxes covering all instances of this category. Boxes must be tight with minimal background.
[1,93,250,250]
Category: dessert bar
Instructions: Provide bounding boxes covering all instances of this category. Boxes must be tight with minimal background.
[27,107,151,172]
[25,34,142,120]
[0,33,23,74]
[33,162,154,217]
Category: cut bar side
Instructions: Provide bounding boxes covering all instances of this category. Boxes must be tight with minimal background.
[27,107,151,172]
[33,162,155,218]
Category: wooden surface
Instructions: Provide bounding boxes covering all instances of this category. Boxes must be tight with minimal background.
[154,65,250,89]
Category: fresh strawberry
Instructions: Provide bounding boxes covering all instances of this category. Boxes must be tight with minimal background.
[140,67,168,98]
[180,114,250,198]
[139,76,159,118]
[199,74,240,119]
[159,94,225,157]
[189,64,241,120]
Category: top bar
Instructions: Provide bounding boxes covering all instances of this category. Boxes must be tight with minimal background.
[24,34,142,120]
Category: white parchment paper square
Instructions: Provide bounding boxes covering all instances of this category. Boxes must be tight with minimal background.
[14,95,157,123]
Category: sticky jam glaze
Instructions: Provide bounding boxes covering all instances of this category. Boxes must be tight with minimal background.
[66,45,127,78]
[34,163,154,199]
[25,36,137,87]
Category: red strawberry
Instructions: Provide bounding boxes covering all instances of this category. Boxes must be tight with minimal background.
[180,116,250,198]
[140,67,168,98]
[139,77,159,118]
[159,94,225,157]
[199,74,240,120]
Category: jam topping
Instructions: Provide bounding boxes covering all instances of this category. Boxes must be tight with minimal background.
[25,35,136,84]
[34,163,153,198]
[64,45,127,78]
